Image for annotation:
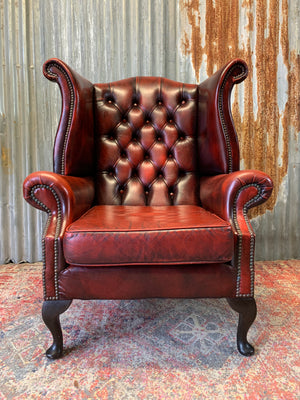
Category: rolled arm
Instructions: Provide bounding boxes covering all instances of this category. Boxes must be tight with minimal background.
[200,170,273,297]
[43,59,95,176]
[199,170,273,223]
[23,171,95,225]
[23,172,95,300]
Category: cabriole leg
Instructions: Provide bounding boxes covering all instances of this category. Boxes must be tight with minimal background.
[42,300,72,359]
[227,297,257,356]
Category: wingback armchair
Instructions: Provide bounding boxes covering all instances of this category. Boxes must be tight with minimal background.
[23,58,273,359]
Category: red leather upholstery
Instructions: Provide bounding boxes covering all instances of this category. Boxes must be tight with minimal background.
[199,170,273,296]
[58,264,237,300]
[63,205,234,265]
[43,60,95,176]
[23,58,273,304]
[94,78,198,206]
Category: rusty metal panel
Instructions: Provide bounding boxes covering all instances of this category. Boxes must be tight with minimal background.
[180,0,300,259]
[0,0,299,263]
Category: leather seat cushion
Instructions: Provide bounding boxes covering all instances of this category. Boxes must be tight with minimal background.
[63,205,234,266]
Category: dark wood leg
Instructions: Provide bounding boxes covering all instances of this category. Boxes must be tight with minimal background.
[42,300,72,359]
[227,297,257,356]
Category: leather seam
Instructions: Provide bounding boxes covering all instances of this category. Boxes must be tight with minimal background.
[30,184,62,300]
[63,259,233,267]
[65,225,232,233]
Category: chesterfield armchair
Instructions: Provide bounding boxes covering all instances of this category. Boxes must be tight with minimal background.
[23,58,272,359]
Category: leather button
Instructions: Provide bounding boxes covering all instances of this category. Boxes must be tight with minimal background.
[158,101,162,105]
[157,137,162,141]
[180,136,185,140]
[108,100,112,104]
[168,153,173,158]
[133,103,138,107]
[123,118,127,123]
[158,173,163,178]
[145,190,149,195]
[169,119,173,124]
[119,189,124,194]
[170,192,174,197]
[181,100,186,105]
[146,120,150,124]
[145,154,150,159]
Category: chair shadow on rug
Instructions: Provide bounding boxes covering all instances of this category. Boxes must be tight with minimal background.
[23,58,272,359]
[54,298,249,365]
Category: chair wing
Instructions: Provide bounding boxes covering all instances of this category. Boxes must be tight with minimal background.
[23,58,273,359]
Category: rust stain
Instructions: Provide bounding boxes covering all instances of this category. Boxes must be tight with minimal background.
[1,145,12,173]
[285,50,300,134]
[180,0,299,216]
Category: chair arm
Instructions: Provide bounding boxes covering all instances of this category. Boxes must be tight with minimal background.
[198,59,248,174]
[23,172,95,300]
[23,171,95,227]
[199,170,273,223]
[200,170,273,297]
[43,59,94,176]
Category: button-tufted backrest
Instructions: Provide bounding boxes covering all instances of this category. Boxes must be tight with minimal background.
[94,77,199,206]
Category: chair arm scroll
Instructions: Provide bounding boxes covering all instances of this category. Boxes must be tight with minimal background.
[23,172,95,300]
[23,172,95,226]
[199,170,273,223]
[200,170,273,297]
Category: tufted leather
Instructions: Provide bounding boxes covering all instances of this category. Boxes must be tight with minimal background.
[22,58,275,358]
[94,78,199,206]
[23,59,272,358]
[23,58,273,303]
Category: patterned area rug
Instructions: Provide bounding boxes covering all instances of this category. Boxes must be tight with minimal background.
[0,261,299,399]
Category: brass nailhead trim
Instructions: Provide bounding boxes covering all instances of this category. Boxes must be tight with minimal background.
[30,184,61,300]
[218,64,246,173]
[46,63,75,175]
[232,183,261,297]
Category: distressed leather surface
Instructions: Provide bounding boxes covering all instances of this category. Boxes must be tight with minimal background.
[23,171,95,299]
[199,170,273,296]
[43,59,95,176]
[63,205,234,265]
[94,77,199,206]
[199,170,273,221]
[58,263,237,300]
[23,58,273,300]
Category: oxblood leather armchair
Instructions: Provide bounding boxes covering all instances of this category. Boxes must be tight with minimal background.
[23,58,273,359]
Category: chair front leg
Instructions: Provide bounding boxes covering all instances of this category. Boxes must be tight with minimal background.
[42,300,72,359]
[227,297,257,356]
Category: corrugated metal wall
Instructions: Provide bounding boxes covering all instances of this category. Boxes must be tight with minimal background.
[0,0,299,263]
